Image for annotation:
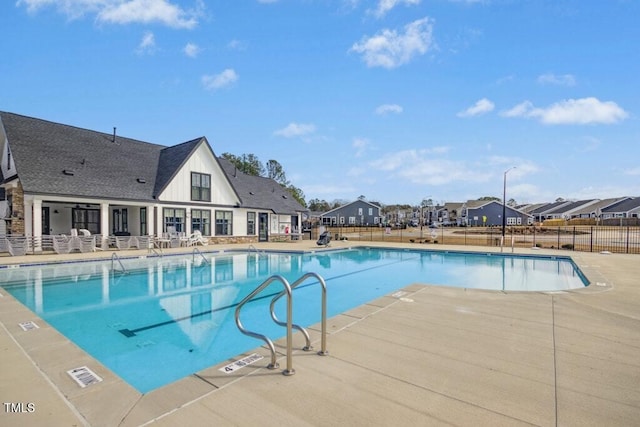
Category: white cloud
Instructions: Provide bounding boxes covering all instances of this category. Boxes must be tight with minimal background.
[350,17,435,69]
[227,39,247,50]
[274,123,316,138]
[137,31,156,54]
[183,42,200,58]
[624,167,640,176]
[370,0,421,18]
[352,138,370,157]
[501,97,628,125]
[457,98,494,117]
[537,73,576,86]
[370,150,490,185]
[18,0,203,29]
[375,104,403,115]
[202,69,238,91]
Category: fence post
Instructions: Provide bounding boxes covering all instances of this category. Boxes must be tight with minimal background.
[533,226,536,248]
[626,226,630,254]
[572,226,576,250]
[557,227,560,249]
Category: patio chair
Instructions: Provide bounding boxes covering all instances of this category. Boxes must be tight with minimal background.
[188,230,209,246]
[115,236,131,250]
[316,231,331,247]
[169,237,181,248]
[135,236,152,250]
[79,228,91,237]
[53,235,72,254]
[78,236,95,253]
[7,237,28,256]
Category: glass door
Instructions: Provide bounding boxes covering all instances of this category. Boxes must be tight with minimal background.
[258,213,268,242]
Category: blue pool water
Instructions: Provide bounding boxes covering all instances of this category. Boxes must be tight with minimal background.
[0,248,587,392]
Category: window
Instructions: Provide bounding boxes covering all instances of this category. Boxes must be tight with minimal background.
[215,210,233,235]
[140,207,147,235]
[164,208,186,232]
[191,172,211,201]
[247,212,256,235]
[339,216,345,225]
[349,216,356,224]
[368,208,373,216]
[112,208,128,234]
[358,208,363,215]
[73,208,100,234]
[191,209,211,236]
[7,146,11,170]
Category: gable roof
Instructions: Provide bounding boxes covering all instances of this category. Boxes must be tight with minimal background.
[153,137,204,198]
[601,197,640,213]
[319,199,382,216]
[1,112,163,201]
[542,199,598,215]
[218,157,306,214]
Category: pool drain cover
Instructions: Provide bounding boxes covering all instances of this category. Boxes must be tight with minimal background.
[19,321,39,331]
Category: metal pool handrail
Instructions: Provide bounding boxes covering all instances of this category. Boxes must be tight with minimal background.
[269,272,328,356]
[192,247,210,265]
[235,275,295,375]
[111,253,127,273]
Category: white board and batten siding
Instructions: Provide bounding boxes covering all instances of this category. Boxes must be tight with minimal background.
[157,143,240,206]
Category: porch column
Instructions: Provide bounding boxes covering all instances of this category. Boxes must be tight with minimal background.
[100,203,109,249]
[32,199,42,252]
[146,205,155,236]
[24,199,33,237]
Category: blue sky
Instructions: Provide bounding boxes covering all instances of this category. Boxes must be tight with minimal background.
[2,0,639,206]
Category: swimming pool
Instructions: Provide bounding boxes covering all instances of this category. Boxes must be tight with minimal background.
[0,247,587,392]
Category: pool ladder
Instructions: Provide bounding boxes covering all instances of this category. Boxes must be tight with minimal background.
[247,244,265,256]
[234,272,328,376]
[111,253,127,273]
[192,247,210,265]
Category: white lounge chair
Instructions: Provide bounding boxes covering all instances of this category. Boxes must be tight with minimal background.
[115,236,131,250]
[53,235,72,254]
[188,230,208,246]
[79,236,95,253]
[135,236,152,250]
[7,237,28,256]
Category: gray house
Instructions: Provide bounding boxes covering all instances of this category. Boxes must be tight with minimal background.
[462,200,533,227]
[600,197,640,219]
[320,200,383,226]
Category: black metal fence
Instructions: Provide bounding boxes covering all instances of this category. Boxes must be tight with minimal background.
[310,225,640,254]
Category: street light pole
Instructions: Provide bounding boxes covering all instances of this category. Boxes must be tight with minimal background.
[501,167,516,251]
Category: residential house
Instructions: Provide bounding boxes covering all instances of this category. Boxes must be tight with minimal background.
[0,112,305,248]
[437,202,464,226]
[461,200,533,227]
[319,200,383,226]
[540,199,599,220]
[568,198,629,219]
[528,200,572,223]
[600,197,640,219]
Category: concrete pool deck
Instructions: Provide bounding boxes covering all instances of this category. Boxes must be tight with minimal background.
[0,242,638,426]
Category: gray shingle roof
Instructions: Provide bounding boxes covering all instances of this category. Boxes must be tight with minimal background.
[218,158,306,214]
[1,112,164,201]
[0,112,304,215]
[601,197,640,213]
[154,137,204,198]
